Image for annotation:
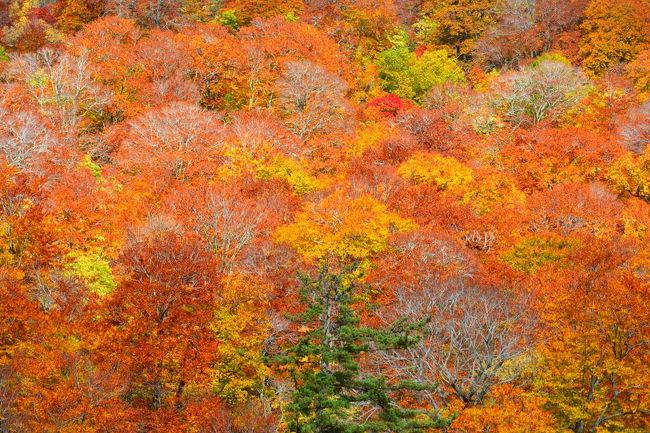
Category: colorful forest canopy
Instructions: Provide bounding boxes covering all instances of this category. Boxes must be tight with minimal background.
[0,1,649,432]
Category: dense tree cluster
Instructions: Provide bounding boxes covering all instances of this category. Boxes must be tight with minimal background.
[0,1,649,432]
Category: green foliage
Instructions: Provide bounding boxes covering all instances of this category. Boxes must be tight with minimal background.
[82,154,102,179]
[503,236,577,273]
[412,50,465,96]
[376,43,464,103]
[0,46,8,62]
[278,265,445,432]
[530,53,572,68]
[284,10,298,22]
[64,251,116,296]
[375,46,412,94]
[27,69,49,89]
[387,28,410,50]
[219,9,239,30]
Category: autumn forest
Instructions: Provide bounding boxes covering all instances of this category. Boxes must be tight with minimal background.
[0,0,649,432]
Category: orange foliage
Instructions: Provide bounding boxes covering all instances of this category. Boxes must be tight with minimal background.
[0,3,648,433]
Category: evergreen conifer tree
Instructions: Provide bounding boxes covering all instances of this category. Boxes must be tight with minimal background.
[278,264,447,433]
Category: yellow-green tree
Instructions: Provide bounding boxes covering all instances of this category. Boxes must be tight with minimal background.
[212,275,272,404]
[376,33,464,103]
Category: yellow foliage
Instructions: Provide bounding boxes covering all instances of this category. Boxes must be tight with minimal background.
[212,274,272,404]
[217,146,259,180]
[258,156,325,195]
[0,220,15,268]
[606,151,650,200]
[63,250,117,296]
[219,146,325,195]
[398,152,473,192]
[462,173,526,215]
[274,191,415,263]
[347,122,389,158]
[620,200,649,239]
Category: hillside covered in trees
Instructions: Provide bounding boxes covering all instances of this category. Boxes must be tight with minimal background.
[0,1,649,432]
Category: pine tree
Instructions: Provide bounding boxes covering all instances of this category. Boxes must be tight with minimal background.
[278,264,446,433]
